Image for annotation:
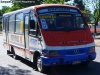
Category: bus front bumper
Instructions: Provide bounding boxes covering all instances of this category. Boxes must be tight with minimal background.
[41,52,96,66]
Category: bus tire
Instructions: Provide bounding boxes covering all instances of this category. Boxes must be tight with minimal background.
[11,46,18,59]
[37,56,48,73]
[7,50,10,55]
[33,54,48,73]
[80,61,90,67]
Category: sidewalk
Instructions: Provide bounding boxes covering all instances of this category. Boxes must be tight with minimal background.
[94,39,100,47]
[93,35,100,46]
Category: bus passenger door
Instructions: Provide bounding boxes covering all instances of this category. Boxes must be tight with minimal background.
[24,14,29,59]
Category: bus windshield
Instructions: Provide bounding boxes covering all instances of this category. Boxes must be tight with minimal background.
[37,7,87,31]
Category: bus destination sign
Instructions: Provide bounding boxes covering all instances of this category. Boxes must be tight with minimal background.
[38,7,78,13]
[48,8,70,12]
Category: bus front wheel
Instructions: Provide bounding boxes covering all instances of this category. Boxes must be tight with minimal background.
[33,55,48,73]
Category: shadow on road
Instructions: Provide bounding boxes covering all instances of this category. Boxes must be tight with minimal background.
[47,61,100,75]
[0,65,32,75]
[17,56,100,75]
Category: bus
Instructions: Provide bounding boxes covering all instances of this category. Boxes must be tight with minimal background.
[2,4,96,73]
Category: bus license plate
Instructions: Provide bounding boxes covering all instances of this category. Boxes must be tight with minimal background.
[72,60,81,65]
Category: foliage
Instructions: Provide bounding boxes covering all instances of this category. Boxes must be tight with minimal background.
[0,24,2,31]
[81,9,91,23]
[93,9,99,23]
[84,0,100,33]
[3,0,71,13]
[73,0,85,10]
[84,0,99,23]
[5,4,23,13]
[0,6,10,14]
[72,0,91,23]
[42,0,70,4]
[11,0,43,8]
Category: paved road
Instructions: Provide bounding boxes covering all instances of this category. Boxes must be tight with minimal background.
[0,36,100,75]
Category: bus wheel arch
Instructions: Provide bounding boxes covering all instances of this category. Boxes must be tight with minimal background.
[10,46,18,59]
[33,51,40,69]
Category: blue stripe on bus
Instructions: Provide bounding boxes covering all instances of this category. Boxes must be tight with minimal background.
[57,47,90,56]
[41,47,96,66]
[41,53,96,66]
[42,47,90,56]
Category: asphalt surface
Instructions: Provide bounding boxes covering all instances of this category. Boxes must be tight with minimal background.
[0,36,100,75]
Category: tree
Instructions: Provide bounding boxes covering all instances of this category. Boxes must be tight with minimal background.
[81,9,91,23]
[42,0,70,4]
[84,0,100,33]
[73,0,91,23]
[11,0,43,8]
[0,6,10,14]
[74,0,85,10]
[0,10,2,16]
[5,4,23,12]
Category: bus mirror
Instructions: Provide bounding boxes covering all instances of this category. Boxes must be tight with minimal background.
[38,36,42,41]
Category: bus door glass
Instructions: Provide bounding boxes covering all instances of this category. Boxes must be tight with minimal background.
[24,14,29,49]
[5,17,9,42]
[29,11,38,51]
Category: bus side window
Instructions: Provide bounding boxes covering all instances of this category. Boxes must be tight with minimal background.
[3,17,5,31]
[30,20,35,29]
[29,17,37,35]
[9,15,15,33]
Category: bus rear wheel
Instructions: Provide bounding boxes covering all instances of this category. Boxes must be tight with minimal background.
[7,50,10,55]
[11,46,19,59]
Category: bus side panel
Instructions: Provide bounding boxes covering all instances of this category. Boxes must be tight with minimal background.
[29,36,39,51]
[29,36,40,62]
[3,31,6,42]
[3,31,9,50]
[9,33,25,57]
[25,49,34,62]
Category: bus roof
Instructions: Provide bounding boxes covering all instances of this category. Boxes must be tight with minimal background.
[3,4,78,16]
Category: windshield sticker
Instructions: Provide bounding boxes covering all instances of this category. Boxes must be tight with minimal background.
[70,9,77,12]
[59,14,72,17]
[75,14,81,16]
[48,8,70,12]
[40,19,48,29]
[39,15,56,18]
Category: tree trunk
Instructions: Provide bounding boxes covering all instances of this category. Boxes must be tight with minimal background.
[94,16,99,34]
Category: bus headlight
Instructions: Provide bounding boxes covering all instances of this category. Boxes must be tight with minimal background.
[48,50,59,55]
[42,50,59,57]
[88,46,95,54]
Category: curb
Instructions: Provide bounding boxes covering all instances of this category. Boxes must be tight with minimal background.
[95,45,100,47]
[0,34,2,36]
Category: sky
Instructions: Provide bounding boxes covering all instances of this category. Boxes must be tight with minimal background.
[0,0,12,9]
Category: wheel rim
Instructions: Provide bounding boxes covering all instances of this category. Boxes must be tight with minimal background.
[37,57,42,71]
